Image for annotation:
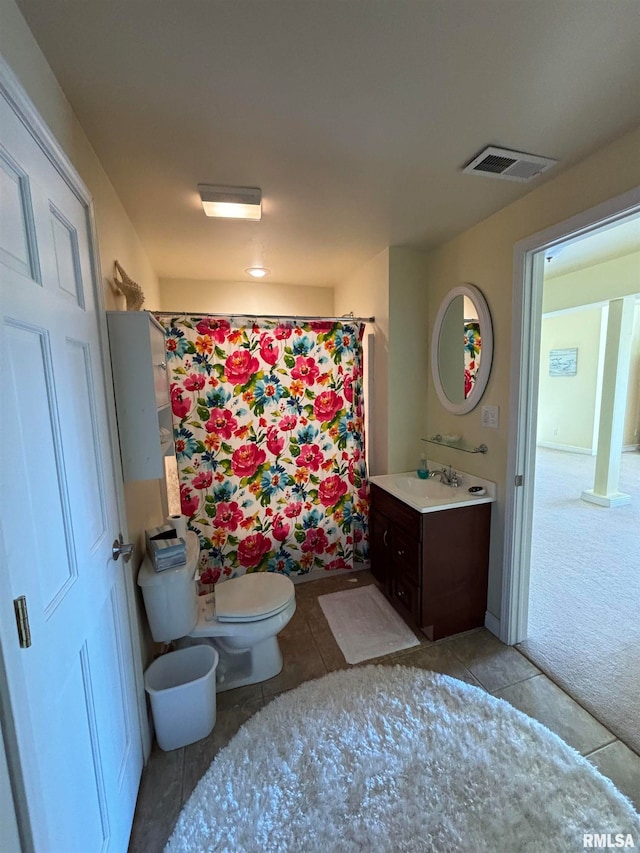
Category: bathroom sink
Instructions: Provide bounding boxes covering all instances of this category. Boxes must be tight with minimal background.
[369,469,495,514]
[393,476,454,500]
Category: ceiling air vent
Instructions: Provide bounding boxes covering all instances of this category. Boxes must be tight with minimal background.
[462,146,558,182]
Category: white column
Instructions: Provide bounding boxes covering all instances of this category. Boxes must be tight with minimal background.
[582,296,634,507]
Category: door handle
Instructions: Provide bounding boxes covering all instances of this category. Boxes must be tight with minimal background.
[383,529,388,548]
[112,535,134,563]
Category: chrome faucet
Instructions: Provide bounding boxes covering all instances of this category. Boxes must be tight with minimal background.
[429,466,459,487]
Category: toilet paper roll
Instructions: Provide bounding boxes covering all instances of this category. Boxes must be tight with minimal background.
[167,514,187,539]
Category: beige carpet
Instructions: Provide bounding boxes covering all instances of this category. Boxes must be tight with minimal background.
[519,447,640,755]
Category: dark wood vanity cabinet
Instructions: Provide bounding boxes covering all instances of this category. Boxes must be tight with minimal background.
[370,484,491,641]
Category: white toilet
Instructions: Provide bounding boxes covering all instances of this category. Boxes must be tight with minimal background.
[138,531,296,691]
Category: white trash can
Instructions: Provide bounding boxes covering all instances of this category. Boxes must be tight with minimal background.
[144,645,218,751]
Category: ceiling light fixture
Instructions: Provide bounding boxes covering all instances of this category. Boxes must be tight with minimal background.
[245,267,270,278]
[198,184,262,220]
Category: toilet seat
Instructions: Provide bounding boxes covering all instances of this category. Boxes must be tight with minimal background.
[215,573,295,623]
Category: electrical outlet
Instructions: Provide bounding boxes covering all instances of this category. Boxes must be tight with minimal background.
[481,405,499,429]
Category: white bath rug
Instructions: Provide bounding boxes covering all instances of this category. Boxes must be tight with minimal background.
[165,666,640,853]
[318,584,420,663]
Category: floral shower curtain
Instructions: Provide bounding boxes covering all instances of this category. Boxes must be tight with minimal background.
[160,316,369,583]
[464,321,481,399]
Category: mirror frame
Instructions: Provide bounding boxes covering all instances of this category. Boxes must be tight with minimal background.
[431,283,493,415]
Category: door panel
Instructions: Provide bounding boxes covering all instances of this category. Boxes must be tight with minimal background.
[0,79,142,852]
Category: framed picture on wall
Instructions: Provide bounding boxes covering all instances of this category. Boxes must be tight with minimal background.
[549,347,578,376]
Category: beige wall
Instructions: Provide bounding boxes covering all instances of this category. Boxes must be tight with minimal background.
[425,124,640,621]
[537,307,604,451]
[159,278,334,316]
[334,247,429,476]
[539,251,640,451]
[624,302,640,447]
[335,249,390,475]
[1,0,166,667]
[387,248,430,473]
[543,251,640,313]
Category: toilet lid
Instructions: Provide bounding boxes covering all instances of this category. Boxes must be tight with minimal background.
[215,573,295,623]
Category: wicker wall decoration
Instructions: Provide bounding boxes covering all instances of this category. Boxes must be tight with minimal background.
[113,260,145,311]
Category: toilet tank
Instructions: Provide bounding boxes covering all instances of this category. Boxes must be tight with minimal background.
[137,531,200,642]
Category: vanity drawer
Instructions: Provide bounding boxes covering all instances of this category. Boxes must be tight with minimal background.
[391,528,421,585]
[370,485,421,540]
[392,573,421,625]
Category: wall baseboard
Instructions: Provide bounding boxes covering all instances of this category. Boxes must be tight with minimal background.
[484,610,501,639]
[537,441,593,455]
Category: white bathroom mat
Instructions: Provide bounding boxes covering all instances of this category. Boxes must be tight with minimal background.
[318,585,420,664]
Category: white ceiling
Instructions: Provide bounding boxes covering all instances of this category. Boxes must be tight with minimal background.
[16,0,640,287]
[545,214,640,279]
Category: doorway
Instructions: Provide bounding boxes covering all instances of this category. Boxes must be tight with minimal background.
[519,240,640,752]
[502,189,640,748]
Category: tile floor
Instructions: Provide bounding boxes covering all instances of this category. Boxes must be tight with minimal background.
[128,571,640,852]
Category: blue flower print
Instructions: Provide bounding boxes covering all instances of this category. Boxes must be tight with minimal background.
[292,336,313,356]
[254,375,284,408]
[174,427,198,460]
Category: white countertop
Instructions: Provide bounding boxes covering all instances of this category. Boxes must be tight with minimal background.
[369,467,496,514]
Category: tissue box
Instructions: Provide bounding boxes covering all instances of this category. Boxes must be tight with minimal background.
[146,524,187,572]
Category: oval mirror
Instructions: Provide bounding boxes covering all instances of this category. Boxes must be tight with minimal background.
[431,283,493,415]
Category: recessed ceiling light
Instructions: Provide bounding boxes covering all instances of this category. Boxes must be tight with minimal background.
[245,267,270,278]
[198,184,262,220]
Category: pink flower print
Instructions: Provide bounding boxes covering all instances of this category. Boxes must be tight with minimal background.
[279,414,297,432]
[325,557,350,571]
[171,385,191,419]
[205,408,238,439]
[272,515,290,542]
[313,389,343,423]
[259,333,279,366]
[344,374,354,403]
[266,426,285,456]
[309,321,334,333]
[200,567,221,585]
[291,356,320,386]
[296,444,323,472]
[284,502,303,518]
[301,527,329,554]
[225,350,259,386]
[318,474,348,507]
[231,443,266,478]
[180,483,199,517]
[213,501,243,531]
[184,373,206,391]
[464,368,472,398]
[192,470,213,490]
[274,324,293,340]
[195,318,230,343]
[238,533,271,568]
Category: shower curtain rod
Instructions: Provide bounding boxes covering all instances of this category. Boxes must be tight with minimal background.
[153,311,375,323]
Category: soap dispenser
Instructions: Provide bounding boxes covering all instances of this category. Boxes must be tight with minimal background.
[417,453,429,479]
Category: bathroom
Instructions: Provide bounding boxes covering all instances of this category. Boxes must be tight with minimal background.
[2,2,640,850]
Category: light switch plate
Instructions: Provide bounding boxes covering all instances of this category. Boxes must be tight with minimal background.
[481,405,499,429]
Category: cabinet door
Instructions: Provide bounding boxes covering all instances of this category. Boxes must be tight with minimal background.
[150,320,170,408]
[107,311,175,481]
[369,507,390,588]
[391,572,421,625]
[391,527,421,585]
